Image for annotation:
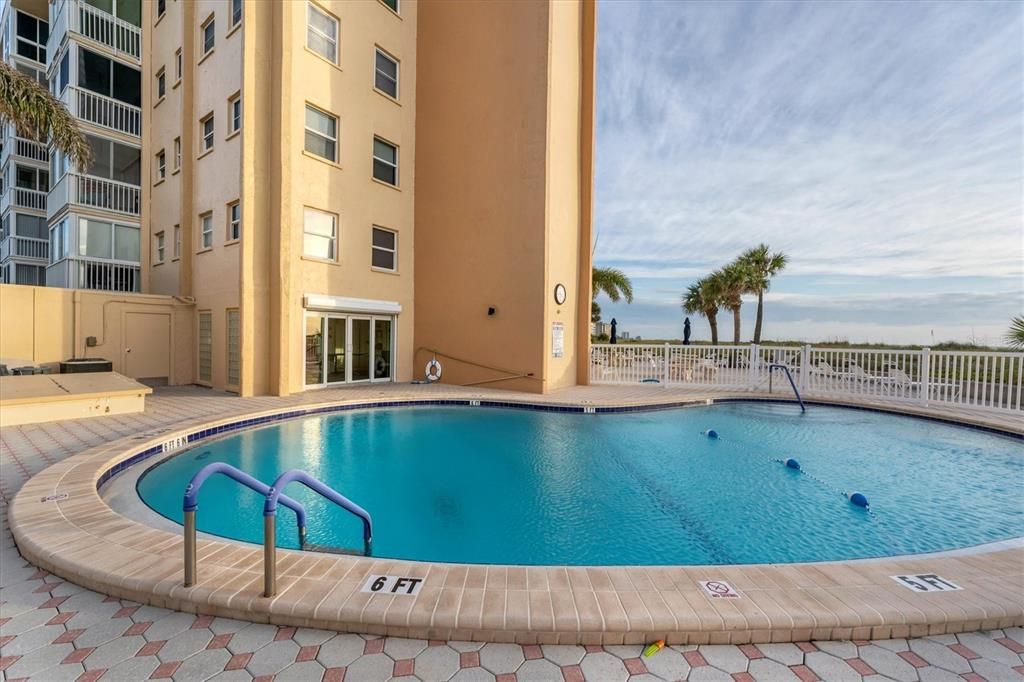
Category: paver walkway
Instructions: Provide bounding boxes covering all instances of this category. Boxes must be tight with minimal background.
[2,385,1022,681]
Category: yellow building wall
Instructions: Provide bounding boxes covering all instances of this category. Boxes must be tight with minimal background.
[0,284,193,384]
[413,0,595,393]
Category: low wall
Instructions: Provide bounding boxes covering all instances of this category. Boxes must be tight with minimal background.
[0,284,194,385]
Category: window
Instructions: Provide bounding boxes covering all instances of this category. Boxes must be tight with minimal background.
[156,149,166,181]
[15,11,47,64]
[15,165,47,191]
[372,137,398,186]
[78,48,141,107]
[380,0,399,13]
[228,93,241,134]
[85,134,141,184]
[77,218,140,262]
[201,15,215,56]
[157,0,166,19]
[173,137,181,171]
[306,3,338,64]
[174,48,182,82]
[227,201,240,241]
[226,309,240,387]
[91,0,142,27]
[57,50,70,94]
[173,224,181,258]
[200,114,214,153]
[15,214,47,239]
[50,220,68,263]
[371,226,396,270]
[304,105,337,162]
[200,212,213,249]
[155,232,165,263]
[374,48,398,99]
[156,68,166,99]
[303,207,336,260]
[198,312,212,383]
[231,0,242,27]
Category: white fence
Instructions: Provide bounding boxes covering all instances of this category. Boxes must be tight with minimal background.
[47,0,142,66]
[590,343,1023,413]
[63,87,142,138]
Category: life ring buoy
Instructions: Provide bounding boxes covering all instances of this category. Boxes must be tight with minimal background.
[425,359,443,382]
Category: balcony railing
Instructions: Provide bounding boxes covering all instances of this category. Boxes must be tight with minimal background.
[1,187,48,213]
[47,0,142,67]
[0,236,49,263]
[0,137,49,167]
[47,256,140,292]
[66,173,140,216]
[60,86,141,138]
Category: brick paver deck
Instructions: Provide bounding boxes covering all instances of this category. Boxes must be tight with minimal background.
[2,384,1022,680]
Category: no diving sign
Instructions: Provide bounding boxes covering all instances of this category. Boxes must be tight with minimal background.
[699,580,741,599]
[891,574,962,593]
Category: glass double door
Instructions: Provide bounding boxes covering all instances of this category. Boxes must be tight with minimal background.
[305,313,394,386]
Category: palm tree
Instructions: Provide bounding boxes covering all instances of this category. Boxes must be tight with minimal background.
[682,276,723,344]
[737,243,788,344]
[715,264,748,344]
[593,266,634,305]
[1007,316,1024,350]
[591,266,633,324]
[0,62,90,168]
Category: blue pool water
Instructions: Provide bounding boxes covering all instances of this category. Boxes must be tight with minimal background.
[136,403,1024,565]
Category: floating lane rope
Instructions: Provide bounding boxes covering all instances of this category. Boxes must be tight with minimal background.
[773,458,872,513]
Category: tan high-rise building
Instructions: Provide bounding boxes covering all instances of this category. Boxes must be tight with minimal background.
[141,0,596,397]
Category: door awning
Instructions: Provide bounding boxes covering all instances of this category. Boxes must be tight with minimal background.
[303,294,402,315]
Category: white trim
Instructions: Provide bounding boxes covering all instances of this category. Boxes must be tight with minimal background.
[304,294,402,315]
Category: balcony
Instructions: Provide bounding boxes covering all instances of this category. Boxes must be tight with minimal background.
[47,0,141,67]
[49,173,140,219]
[61,86,141,138]
[0,137,49,168]
[0,235,49,263]
[47,256,140,292]
[1,187,48,214]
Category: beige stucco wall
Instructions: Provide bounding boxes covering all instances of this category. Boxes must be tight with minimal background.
[0,284,193,384]
[413,0,595,393]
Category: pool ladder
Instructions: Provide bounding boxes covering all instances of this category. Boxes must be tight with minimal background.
[182,463,373,597]
[767,363,806,412]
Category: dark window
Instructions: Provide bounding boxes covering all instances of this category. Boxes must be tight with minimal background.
[372,138,398,185]
[231,0,242,26]
[157,0,166,17]
[78,49,141,106]
[374,49,398,98]
[58,51,70,93]
[381,0,398,12]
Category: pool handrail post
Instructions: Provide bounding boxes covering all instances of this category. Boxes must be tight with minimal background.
[181,462,307,588]
[662,343,670,387]
[262,469,374,597]
[263,515,276,598]
[768,363,806,412]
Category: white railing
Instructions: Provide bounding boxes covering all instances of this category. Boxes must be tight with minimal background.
[47,256,140,292]
[590,343,1023,414]
[47,0,142,66]
[68,173,140,216]
[0,137,49,166]
[0,236,49,262]
[2,187,48,212]
[62,86,141,137]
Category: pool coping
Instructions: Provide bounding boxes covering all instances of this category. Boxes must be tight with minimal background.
[10,389,1024,645]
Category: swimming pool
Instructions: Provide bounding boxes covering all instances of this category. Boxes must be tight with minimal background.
[136,402,1023,566]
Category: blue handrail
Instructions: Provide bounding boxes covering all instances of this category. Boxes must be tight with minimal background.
[264,469,373,556]
[768,363,806,412]
[183,462,308,537]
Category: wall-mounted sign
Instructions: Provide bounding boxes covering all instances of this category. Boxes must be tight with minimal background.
[553,283,567,305]
[890,574,962,592]
[361,574,425,596]
[551,321,565,358]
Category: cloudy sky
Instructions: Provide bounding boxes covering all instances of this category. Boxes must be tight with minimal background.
[593,0,1023,345]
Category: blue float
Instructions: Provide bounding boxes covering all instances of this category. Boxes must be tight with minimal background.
[704,429,719,439]
[848,492,869,508]
[784,458,801,470]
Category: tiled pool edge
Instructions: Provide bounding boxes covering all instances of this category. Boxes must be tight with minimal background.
[10,390,1024,645]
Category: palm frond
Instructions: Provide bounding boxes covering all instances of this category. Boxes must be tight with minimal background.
[592,266,634,303]
[1006,316,1024,350]
[0,62,91,169]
